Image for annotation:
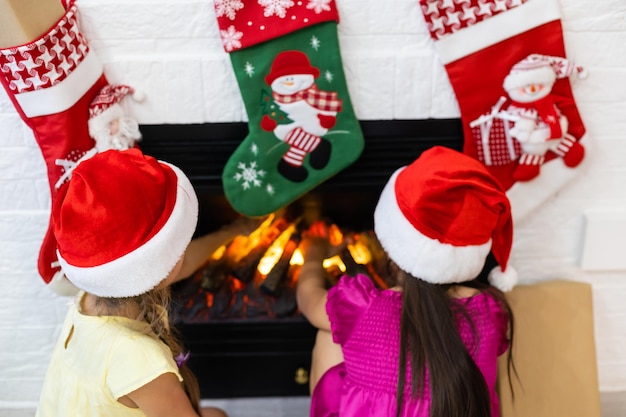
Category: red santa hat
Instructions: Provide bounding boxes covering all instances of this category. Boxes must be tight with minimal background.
[88,84,144,137]
[373,146,517,292]
[265,50,320,86]
[503,53,587,92]
[52,148,198,297]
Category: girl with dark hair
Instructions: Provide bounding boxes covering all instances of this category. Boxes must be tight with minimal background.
[36,149,261,417]
[296,146,517,417]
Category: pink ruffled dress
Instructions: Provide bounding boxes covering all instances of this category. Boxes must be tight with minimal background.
[311,274,510,417]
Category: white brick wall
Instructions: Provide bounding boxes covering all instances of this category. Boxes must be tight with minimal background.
[1,0,625,408]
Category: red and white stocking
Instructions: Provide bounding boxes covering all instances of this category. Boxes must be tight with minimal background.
[418,0,587,220]
[0,1,107,294]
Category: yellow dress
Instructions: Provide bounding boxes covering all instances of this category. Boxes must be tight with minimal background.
[36,292,182,416]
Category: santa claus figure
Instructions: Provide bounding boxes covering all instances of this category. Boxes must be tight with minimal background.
[503,54,586,181]
[261,51,342,182]
[88,84,144,152]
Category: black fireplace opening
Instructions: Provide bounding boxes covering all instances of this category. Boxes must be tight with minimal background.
[139,119,464,398]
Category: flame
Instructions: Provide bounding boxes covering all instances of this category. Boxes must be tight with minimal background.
[348,240,371,264]
[178,216,389,322]
[210,244,226,261]
[323,255,346,272]
[251,213,276,238]
[328,224,344,246]
[222,214,276,262]
[230,277,244,292]
[290,249,304,266]
[257,223,297,276]
[205,292,214,308]
[289,223,348,270]
[290,250,346,272]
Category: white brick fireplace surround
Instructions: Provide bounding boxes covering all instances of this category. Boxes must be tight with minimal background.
[1,0,625,414]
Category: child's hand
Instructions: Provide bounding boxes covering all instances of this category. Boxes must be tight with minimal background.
[300,221,348,262]
[299,236,332,263]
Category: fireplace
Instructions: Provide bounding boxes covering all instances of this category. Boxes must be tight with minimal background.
[139,119,463,398]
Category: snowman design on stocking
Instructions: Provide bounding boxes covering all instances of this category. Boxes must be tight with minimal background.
[260,51,340,183]
[503,54,586,182]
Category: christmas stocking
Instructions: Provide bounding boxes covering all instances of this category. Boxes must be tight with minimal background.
[0,0,108,294]
[213,0,364,217]
[418,0,587,221]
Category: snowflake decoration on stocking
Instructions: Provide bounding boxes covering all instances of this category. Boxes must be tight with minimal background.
[307,0,332,14]
[244,62,255,77]
[220,25,243,51]
[234,161,266,190]
[259,0,294,18]
[310,35,320,50]
[214,0,244,20]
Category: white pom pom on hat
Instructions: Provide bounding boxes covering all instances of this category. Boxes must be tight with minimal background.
[373,146,517,292]
[52,148,198,298]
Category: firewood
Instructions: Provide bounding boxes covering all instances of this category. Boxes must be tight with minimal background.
[231,218,289,282]
[261,229,302,296]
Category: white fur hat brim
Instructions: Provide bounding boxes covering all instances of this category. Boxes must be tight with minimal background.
[57,163,198,298]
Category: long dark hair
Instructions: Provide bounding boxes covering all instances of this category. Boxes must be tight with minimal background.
[394,268,515,417]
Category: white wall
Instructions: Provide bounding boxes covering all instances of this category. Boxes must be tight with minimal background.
[1,0,625,408]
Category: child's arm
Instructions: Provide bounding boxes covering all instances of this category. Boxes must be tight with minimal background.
[175,216,265,283]
[123,372,200,417]
[296,237,332,331]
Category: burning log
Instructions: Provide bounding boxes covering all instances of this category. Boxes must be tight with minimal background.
[200,260,232,293]
[271,290,298,318]
[231,217,289,283]
[172,216,391,323]
[261,227,302,296]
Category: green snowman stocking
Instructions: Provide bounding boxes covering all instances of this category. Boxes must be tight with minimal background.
[213,0,364,217]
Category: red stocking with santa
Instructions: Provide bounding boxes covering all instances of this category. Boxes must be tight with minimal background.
[418,0,587,221]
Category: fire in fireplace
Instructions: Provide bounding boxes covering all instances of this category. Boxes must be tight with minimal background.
[172,213,391,325]
[139,119,464,398]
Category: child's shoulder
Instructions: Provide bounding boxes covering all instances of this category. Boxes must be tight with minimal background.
[456,289,508,317]
[328,274,384,308]
[335,273,380,296]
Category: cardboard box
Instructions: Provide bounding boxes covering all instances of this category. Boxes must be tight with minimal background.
[0,0,64,48]
[497,280,602,417]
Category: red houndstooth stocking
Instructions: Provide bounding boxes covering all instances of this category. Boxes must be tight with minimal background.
[0,1,107,294]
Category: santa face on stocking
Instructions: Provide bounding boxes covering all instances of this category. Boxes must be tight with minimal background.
[88,84,144,153]
[503,54,585,182]
[260,50,341,183]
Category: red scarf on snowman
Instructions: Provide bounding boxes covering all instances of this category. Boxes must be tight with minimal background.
[511,94,574,139]
[273,84,342,113]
